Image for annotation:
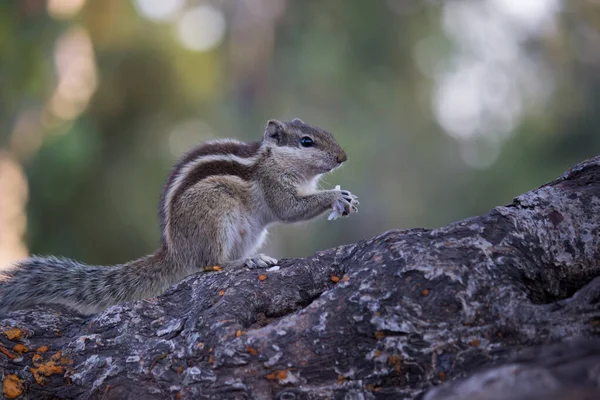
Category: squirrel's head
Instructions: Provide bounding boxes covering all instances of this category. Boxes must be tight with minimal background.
[263,118,348,178]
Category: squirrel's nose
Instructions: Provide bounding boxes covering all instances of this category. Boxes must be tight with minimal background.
[337,151,348,164]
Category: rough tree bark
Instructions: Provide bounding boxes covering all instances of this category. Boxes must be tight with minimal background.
[1,156,600,400]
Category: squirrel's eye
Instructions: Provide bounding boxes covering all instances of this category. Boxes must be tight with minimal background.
[300,137,314,147]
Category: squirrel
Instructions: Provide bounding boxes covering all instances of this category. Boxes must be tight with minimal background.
[0,119,359,315]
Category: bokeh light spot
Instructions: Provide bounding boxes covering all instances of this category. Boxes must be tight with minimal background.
[47,27,97,126]
[47,0,86,20]
[177,5,226,52]
[133,0,186,22]
[0,154,29,269]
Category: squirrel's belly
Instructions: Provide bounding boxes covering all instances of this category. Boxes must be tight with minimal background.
[223,214,268,261]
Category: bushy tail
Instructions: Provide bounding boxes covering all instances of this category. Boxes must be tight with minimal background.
[0,253,167,315]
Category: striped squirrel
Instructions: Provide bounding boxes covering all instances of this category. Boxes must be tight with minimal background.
[0,119,359,315]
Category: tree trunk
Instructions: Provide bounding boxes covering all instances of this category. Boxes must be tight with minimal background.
[2,156,600,400]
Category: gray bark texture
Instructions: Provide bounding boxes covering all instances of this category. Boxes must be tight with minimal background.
[2,155,600,400]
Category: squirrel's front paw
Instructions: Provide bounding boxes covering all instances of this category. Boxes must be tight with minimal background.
[245,254,278,269]
[329,185,359,220]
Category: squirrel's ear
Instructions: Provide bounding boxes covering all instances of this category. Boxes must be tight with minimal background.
[264,119,285,144]
[292,118,304,124]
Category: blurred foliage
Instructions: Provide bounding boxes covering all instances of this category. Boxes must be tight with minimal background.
[1,0,599,266]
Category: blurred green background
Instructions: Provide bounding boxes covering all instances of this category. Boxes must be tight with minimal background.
[1,0,599,268]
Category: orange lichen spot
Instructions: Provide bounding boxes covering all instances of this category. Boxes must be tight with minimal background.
[245,346,258,356]
[3,374,24,399]
[208,354,214,365]
[36,346,49,353]
[212,266,222,271]
[438,371,447,381]
[374,350,381,357]
[341,275,349,282]
[421,289,430,296]
[197,342,204,349]
[13,344,28,354]
[218,290,225,297]
[30,351,73,385]
[330,275,340,283]
[176,366,184,374]
[31,364,65,386]
[235,330,245,337]
[258,274,267,281]
[337,374,346,384]
[3,328,23,341]
[374,331,385,340]
[0,346,18,359]
[176,392,183,400]
[387,354,402,373]
[470,339,481,347]
[59,355,74,366]
[265,369,288,381]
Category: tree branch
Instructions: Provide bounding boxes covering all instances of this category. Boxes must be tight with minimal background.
[2,156,600,399]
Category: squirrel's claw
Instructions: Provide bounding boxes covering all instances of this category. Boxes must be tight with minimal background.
[329,186,359,220]
[245,254,278,269]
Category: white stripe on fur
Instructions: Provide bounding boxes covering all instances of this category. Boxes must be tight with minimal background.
[163,141,263,247]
